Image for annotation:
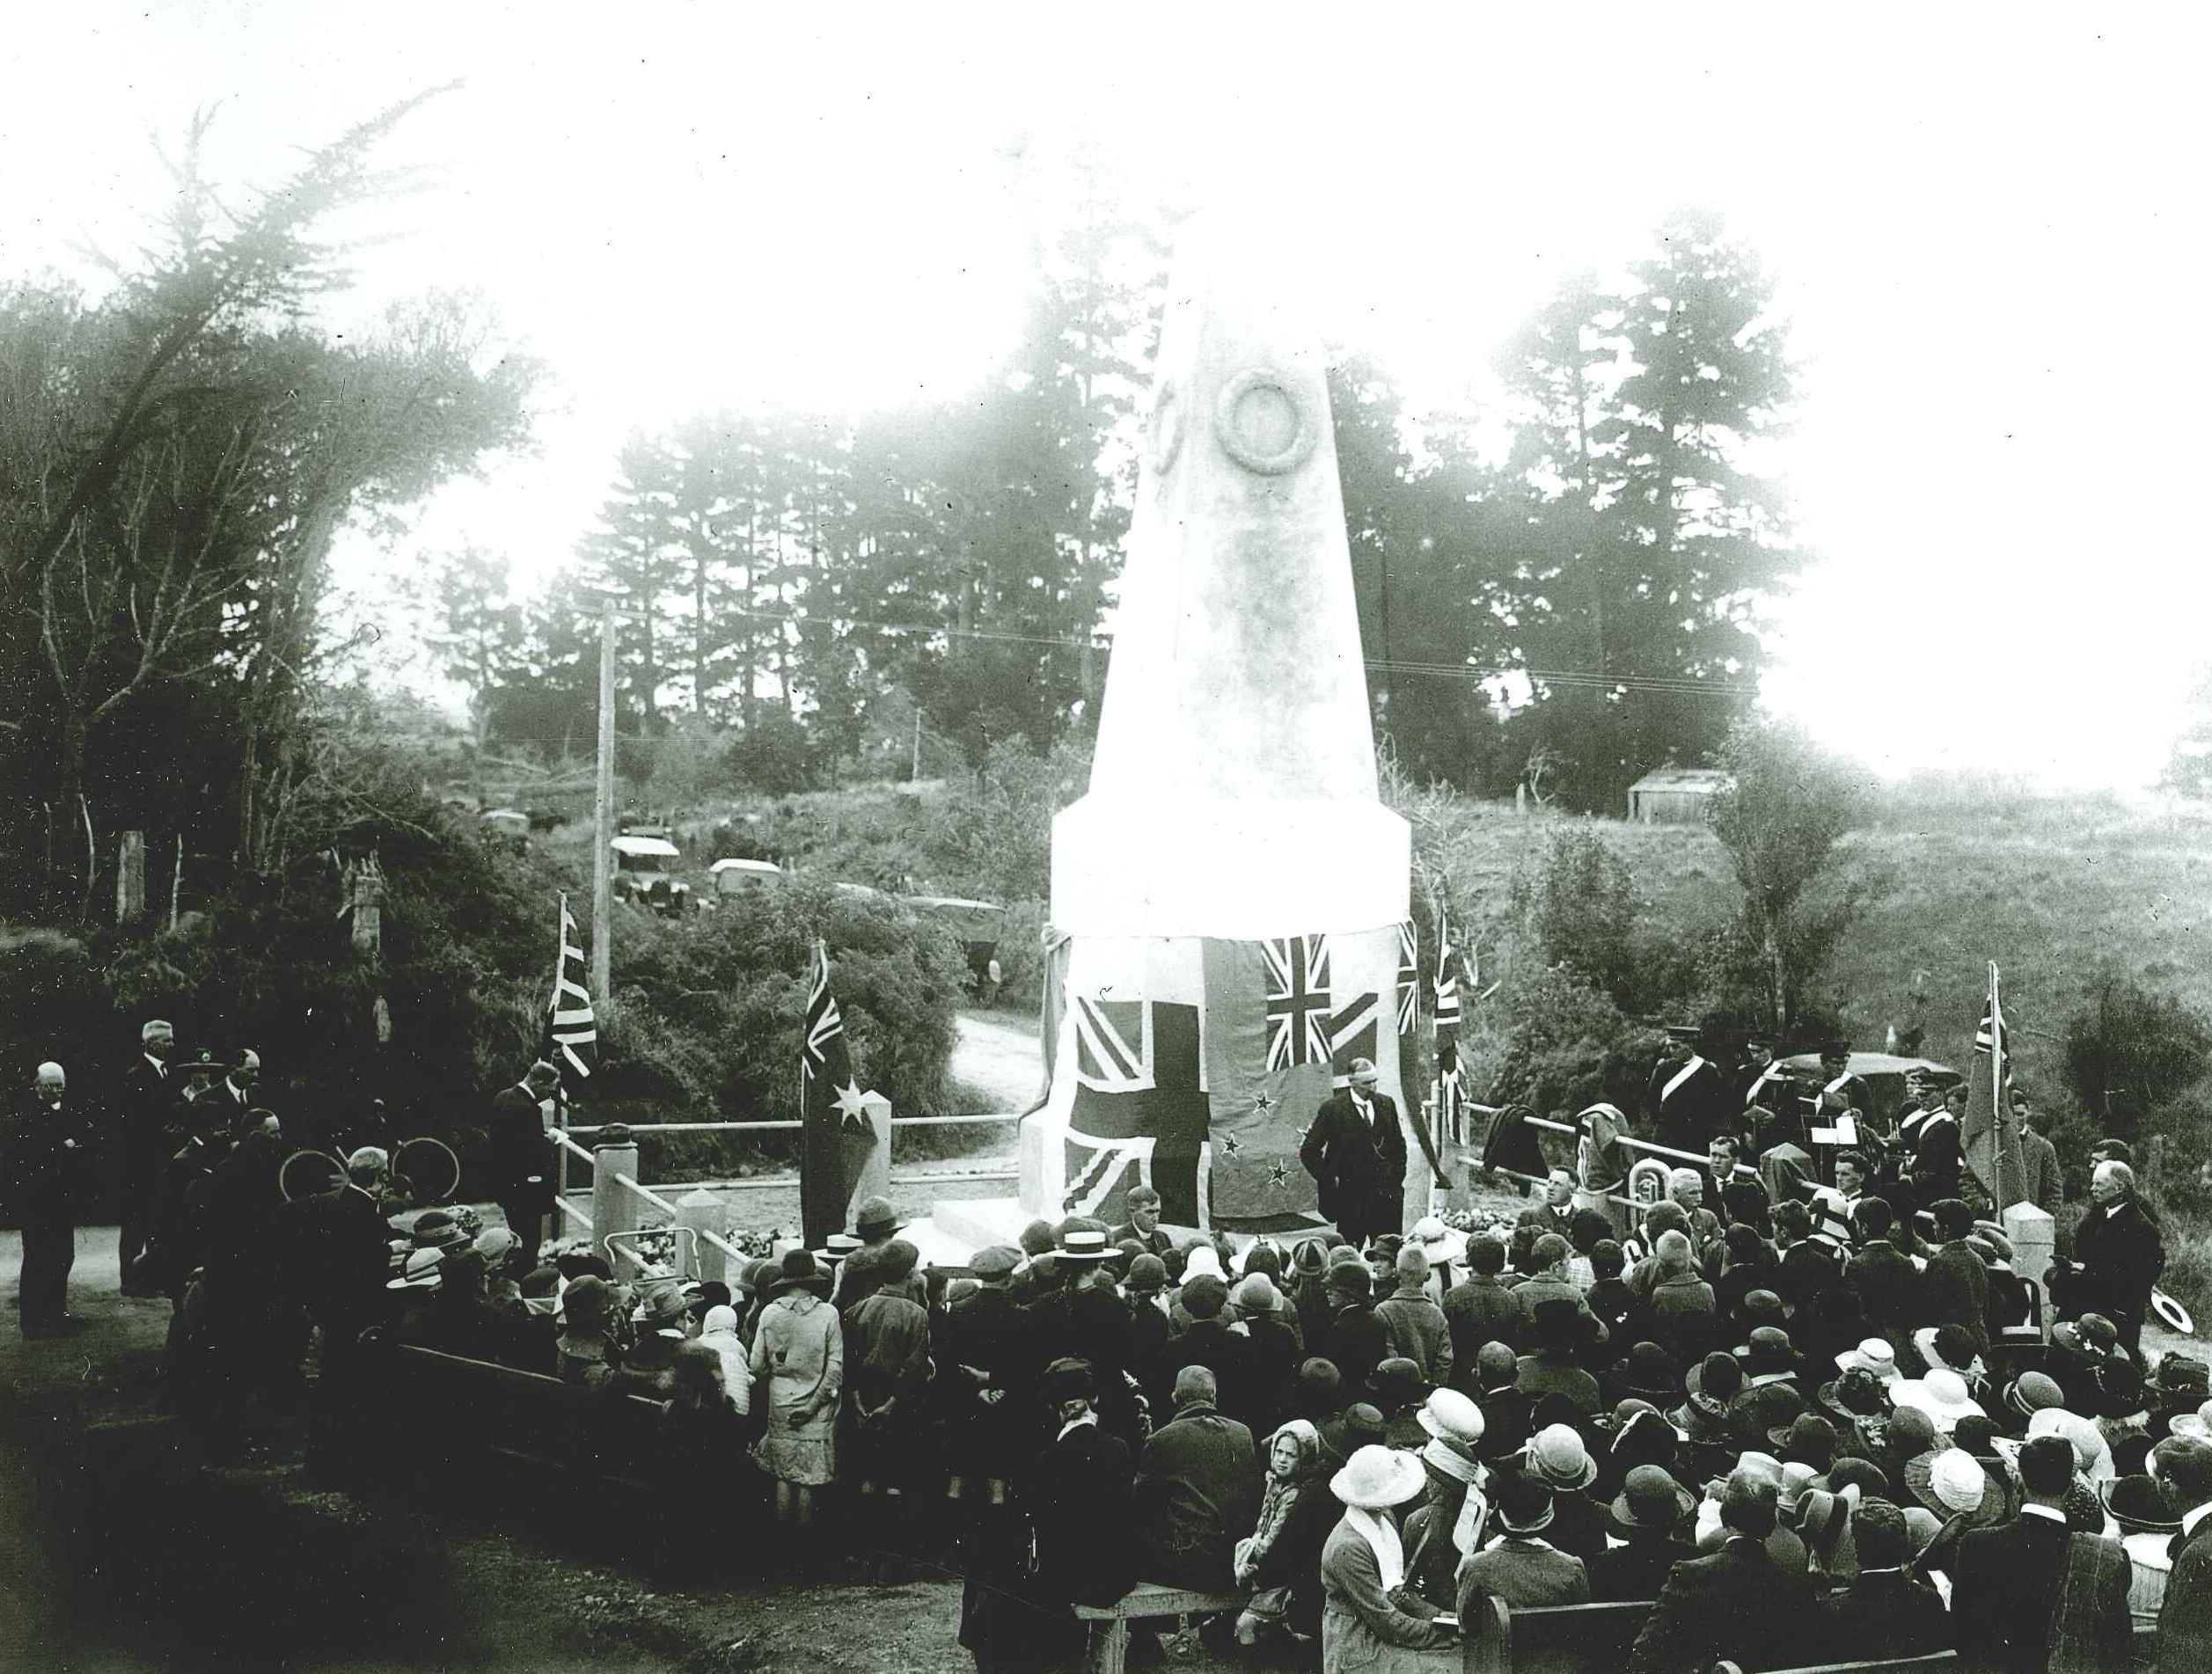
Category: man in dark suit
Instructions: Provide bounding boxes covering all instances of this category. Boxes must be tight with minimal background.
[2071,1160,2165,1358]
[1909,1082,1967,1208]
[2153,1434,2212,1664]
[117,1018,185,1293]
[1953,1433,2132,1674]
[293,1145,399,1480]
[1132,1365,1259,1591]
[1847,1197,1923,1333]
[488,1061,560,1269]
[1109,1184,1173,1256]
[1298,1057,1404,1247]
[1627,1472,1816,1674]
[4,1063,90,1338]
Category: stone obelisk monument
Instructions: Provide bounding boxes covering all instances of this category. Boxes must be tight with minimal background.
[1022,215,1416,1236]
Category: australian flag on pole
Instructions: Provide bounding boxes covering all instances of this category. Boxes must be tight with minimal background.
[545,893,597,1083]
[801,939,873,1247]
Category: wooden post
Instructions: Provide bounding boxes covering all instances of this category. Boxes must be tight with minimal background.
[591,596,616,1010]
[116,830,146,924]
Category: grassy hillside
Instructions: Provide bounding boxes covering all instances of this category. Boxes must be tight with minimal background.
[1445,791,2212,1075]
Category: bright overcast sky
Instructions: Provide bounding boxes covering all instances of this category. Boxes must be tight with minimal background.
[6,4,2206,788]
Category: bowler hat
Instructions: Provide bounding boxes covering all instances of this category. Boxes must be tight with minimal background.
[1608,1465,1694,1535]
[1615,1341,1680,1401]
[1525,1423,1598,1491]
[1369,1357,1427,1409]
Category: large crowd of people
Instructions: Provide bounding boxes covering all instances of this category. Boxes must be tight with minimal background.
[6,1029,2212,1674]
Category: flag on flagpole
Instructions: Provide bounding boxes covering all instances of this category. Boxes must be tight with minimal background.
[544,893,597,1081]
[1434,907,1463,1150]
[1961,961,2027,1210]
[800,938,873,1247]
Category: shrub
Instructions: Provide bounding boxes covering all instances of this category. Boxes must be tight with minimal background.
[1512,828,1643,1010]
[2062,973,2212,1137]
[1469,962,1666,1120]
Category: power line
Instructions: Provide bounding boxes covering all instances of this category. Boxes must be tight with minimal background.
[694,603,1759,701]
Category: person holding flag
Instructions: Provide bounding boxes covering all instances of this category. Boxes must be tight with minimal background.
[800,939,875,1250]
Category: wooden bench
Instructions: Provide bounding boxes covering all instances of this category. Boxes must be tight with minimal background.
[1073,1583,1247,1674]
[1713,1658,1954,1674]
[1462,1597,1653,1674]
[368,1341,675,1499]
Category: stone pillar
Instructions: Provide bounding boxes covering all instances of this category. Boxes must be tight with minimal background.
[590,1132,641,1263]
[676,1188,726,1284]
[850,1093,893,1223]
[115,830,146,923]
[1019,1114,1054,1221]
[2003,1202,2056,1337]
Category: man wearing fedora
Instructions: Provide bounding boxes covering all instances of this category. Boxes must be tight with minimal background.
[1953,1432,2133,1674]
[1592,1464,1696,1602]
[2152,1434,2212,1663]
[1629,1473,1815,1674]
[1299,1057,1406,1250]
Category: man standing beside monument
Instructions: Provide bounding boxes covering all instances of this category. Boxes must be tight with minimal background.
[1300,1058,1405,1247]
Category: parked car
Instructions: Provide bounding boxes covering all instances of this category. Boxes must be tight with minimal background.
[612,833,691,916]
[709,857,783,900]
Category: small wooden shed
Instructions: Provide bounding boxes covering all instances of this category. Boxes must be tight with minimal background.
[1627,767,1729,824]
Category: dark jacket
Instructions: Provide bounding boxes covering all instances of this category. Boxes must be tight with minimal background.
[118,1056,185,1186]
[487,1083,553,1210]
[1627,1534,1817,1674]
[1029,1418,1138,1607]
[1911,1112,1964,1205]
[2160,1517,2212,1670]
[1299,1089,1404,1226]
[1457,1537,1591,1610]
[2,1092,89,1223]
[1816,1568,1951,1659]
[1953,1510,2131,1674]
[1131,1400,1259,1591]
[1923,1239,1994,1352]
[1238,1313,1303,1435]
[1320,1304,1388,1399]
[1849,1241,1923,1333]
[1774,1241,1843,1316]
[1444,1274,1525,1369]
[1167,1318,1249,1424]
[1589,1532,1690,1603]
[2071,1197,2165,1329]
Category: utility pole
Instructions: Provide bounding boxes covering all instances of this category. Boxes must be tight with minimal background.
[591,595,616,1009]
[912,706,923,783]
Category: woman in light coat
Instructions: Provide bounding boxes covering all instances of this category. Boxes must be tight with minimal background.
[1320,1444,1459,1674]
[749,1247,843,1527]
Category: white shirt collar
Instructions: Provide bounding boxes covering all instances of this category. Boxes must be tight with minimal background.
[145,1053,167,1074]
[2184,1502,2212,1539]
[2020,1503,2067,1524]
[2106,1201,2128,1218]
[1057,1412,1099,1444]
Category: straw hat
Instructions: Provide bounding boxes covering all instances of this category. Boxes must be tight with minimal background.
[1055,1217,1117,1263]
[1835,1339,1901,1383]
[815,1232,865,1264]
[1410,1215,1469,1268]
[1330,1443,1429,1510]
[385,1246,445,1290]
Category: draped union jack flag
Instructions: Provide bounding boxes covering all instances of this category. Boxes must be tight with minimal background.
[1433,906,1461,1032]
[1263,934,1332,1071]
[1396,920,1418,1034]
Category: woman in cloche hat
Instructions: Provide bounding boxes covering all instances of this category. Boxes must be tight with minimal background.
[1319,1444,1457,1670]
[749,1247,841,1531]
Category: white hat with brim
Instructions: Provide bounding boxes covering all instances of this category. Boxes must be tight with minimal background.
[1330,1443,1429,1510]
[1835,1339,1901,1383]
[1893,1369,1984,1430]
[386,1247,445,1290]
[1410,1216,1469,1268]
